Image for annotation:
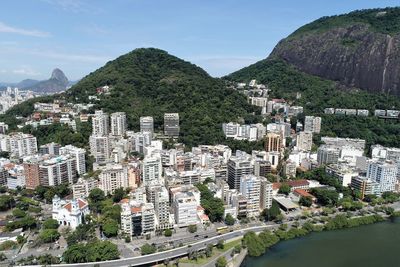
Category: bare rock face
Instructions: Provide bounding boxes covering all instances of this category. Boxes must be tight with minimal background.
[271,24,400,97]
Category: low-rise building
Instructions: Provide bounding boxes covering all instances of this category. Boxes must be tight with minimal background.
[52,195,89,229]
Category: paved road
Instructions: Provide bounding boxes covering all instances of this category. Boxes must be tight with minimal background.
[20,225,272,267]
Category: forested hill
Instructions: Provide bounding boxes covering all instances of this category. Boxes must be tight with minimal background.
[2,48,262,149]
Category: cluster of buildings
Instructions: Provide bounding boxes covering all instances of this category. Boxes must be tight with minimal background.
[324,108,400,119]
[222,122,266,141]
[0,78,399,238]
[0,87,35,114]
[324,108,369,116]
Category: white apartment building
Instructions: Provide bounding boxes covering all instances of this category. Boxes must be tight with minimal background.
[39,155,77,186]
[240,175,261,217]
[133,132,152,154]
[164,113,180,137]
[99,164,129,195]
[72,178,98,199]
[0,122,8,134]
[371,145,400,162]
[0,133,38,158]
[92,110,109,136]
[227,155,252,190]
[367,160,398,193]
[59,145,86,175]
[89,135,110,164]
[317,145,340,165]
[296,131,313,151]
[326,164,359,187]
[121,201,155,236]
[260,178,273,210]
[304,116,321,134]
[146,185,172,230]
[142,156,162,185]
[173,191,199,226]
[140,116,154,136]
[110,112,127,136]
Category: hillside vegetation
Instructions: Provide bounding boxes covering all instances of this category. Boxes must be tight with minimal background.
[292,7,400,37]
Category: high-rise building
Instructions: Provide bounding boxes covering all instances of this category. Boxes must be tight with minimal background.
[121,202,155,236]
[317,145,340,165]
[164,113,180,137]
[304,116,321,134]
[89,135,110,164]
[24,155,77,188]
[350,176,380,198]
[173,191,198,226]
[146,185,172,230]
[39,156,77,186]
[99,164,129,195]
[92,110,109,136]
[227,156,252,190]
[296,131,313,151]
[0,133,38,158]
[0,122,8,134]
[260,178,273,210]
[142,156,162,185]
[264,132,282,152]
[72,178,98,199]
[239,175,261,217]
[0,167,9,186]
[110,112,127,136]
[366,160,398,193]
[133,132,152,154]
[284,160,297,177]
[59,145,86,175]
[24,161,40,189]
[140,116,154,136]
[39,142,61,156]
[254,160,271,177]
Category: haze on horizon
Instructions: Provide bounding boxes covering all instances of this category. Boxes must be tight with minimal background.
[0,0,398,83]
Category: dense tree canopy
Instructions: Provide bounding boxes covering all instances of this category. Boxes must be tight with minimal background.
[196,183,225,222]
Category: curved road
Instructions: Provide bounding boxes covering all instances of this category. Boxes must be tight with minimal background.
[21,225,273,267]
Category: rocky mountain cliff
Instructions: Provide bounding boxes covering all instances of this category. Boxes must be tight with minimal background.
[270,7,400,97]
[24,68,69,93]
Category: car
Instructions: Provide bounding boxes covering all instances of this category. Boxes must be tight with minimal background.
[194,234,199,237]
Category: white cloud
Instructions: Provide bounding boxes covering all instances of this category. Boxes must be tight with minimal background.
[0,22,50,37]
[12,66,41,76]
[41,0,102,14]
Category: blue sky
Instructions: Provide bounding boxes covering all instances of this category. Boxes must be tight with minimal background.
[0,0,398,82]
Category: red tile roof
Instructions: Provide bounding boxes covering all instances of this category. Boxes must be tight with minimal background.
[131,206,142,213]
[294,189,315,199]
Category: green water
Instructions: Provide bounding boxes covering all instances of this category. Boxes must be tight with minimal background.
[242,218,400,267]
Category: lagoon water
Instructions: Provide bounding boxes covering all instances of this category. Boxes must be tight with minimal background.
[241,218,400,267]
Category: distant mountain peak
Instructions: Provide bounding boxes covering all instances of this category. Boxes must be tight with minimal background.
[50,68,68,85]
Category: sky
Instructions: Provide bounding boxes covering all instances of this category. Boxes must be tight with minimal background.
[0,0,398,82]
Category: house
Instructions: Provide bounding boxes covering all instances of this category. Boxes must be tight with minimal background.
[52,195,89,229]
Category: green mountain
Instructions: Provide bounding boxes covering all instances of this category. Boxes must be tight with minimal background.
[2,48,262,150]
